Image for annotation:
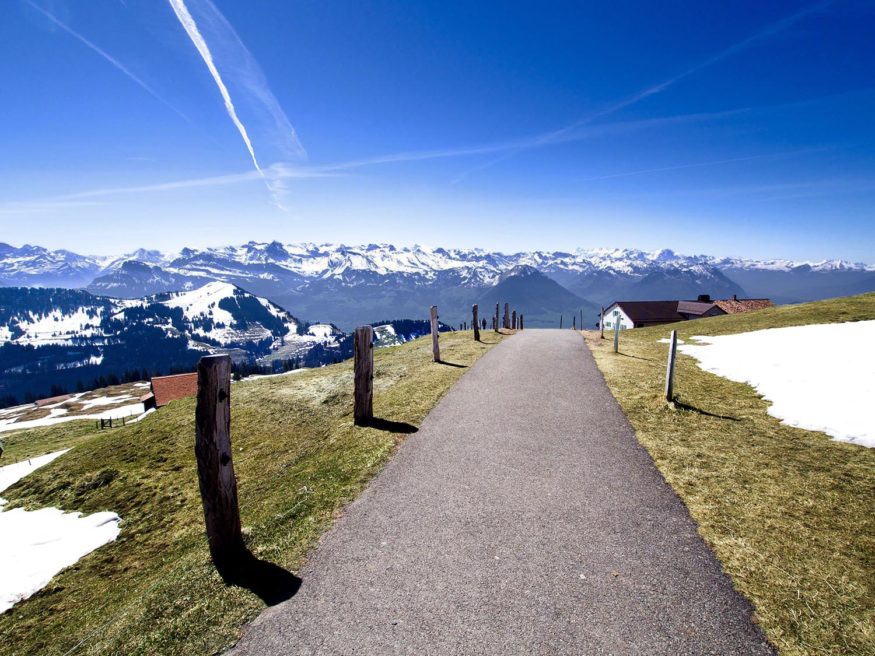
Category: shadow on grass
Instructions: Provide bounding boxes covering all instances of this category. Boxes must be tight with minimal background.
[617,352,654,362]
[361,417,419,434]
[219,551,302,606]
[437,361,467,368]
[672,399,740,422]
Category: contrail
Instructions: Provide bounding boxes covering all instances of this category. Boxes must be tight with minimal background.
[27,1,187,121]
[454,0,834,182]
[167,0,263,175]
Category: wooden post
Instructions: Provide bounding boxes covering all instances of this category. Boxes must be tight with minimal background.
[665,330,678,402]
[613,321,620,353]
[512,310,517,330]
[430,305,440,362]
[560,315,563,329]
[580,309,583,330]
[520,315,524,330]
[504,303,510,329]
[600,307,605,339]
[572,315,576,331]
[495,303,500,332]
[354,326,374,425]
[473,304,480,341]
[195,354,244,566]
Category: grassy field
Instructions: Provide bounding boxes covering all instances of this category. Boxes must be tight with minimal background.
[0,330,503,655]
[585,293,875,656]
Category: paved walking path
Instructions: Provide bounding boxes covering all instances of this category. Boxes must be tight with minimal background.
[230,330,773,655]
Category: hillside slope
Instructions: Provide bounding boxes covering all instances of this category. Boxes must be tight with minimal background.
[586,293,875,656]
[0,331,504,655]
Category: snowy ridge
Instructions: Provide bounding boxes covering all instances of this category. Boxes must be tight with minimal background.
[0,282,342,371]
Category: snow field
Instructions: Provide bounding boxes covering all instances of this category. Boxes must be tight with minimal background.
[678,320,875,448]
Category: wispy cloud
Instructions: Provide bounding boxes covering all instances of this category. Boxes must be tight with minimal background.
[0,91,857,214]
[167,0,305,208]
[453,0,834,182]
[329,107,750,174]
[576,149,825,183]
[26,1,188,121]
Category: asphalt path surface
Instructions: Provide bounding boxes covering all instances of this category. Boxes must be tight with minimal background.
[230,329,773,655]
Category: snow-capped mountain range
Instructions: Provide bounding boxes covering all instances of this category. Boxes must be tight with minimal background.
[0,241,871,289]
[1,241,873,330]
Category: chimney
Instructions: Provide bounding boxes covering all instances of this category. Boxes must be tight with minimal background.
[697,294,711,303]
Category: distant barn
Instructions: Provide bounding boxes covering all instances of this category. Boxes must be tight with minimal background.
[149,373,199,408]
[601,294,773,330]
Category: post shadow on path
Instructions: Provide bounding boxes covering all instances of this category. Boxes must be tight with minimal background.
[437,360,467,368]
[218,550,302,606]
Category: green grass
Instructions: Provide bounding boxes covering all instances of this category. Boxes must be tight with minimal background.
[0,331,503,655]
[1,421,103,463]
[585,293,875,656]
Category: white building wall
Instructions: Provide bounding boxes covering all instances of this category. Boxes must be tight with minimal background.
[601,305,635,330]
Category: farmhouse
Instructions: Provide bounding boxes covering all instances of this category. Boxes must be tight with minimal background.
[149,372,198,408]
[601,294,772,330]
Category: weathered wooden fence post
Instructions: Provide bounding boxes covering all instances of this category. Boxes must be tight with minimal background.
[504,303,510,329]
[664,330,678,402]
[512,310,517,330]
[195,354,244,567]
[613,321,621,353]
[473,304,480,341]
[600,307,605,339]
[495,303,500,332]
[519,314,524,330]
[430,305,441,362]
[572,315,576,331]
[580,309,583,331]
[354,326,374,425]
[560,315,563,329]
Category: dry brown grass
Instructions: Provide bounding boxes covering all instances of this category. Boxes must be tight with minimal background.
[585,293,875,656]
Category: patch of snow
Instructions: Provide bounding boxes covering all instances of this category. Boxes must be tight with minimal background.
[679,321,875,448]
[0,450,70,494]
[127,407,156,423]
[78,395,136,411]
[0,449,122,612]
[657,337,686,344]
[240,368,308,381]
[307,324,336,339]
[0,507,120,612]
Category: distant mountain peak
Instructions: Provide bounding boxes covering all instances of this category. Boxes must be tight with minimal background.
[499,264,541,281]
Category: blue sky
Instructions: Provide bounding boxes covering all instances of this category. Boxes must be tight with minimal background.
[1,0,874,261]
